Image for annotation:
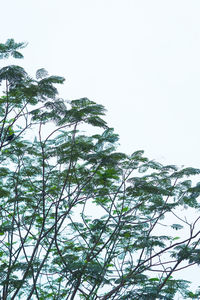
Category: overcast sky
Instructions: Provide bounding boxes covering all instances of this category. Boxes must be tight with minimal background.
[1,0,200,293]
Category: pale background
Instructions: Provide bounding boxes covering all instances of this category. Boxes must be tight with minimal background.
[1,0,200,296]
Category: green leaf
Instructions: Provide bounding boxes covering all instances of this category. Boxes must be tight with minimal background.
[171,224,183,230]
[149,278,159,282]
[36,68,48,79]
[0,39,27,59]
[122,207,129,213]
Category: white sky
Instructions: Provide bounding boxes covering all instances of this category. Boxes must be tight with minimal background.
[1,0,200,295]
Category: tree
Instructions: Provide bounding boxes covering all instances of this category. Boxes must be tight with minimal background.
[0,39,200,300]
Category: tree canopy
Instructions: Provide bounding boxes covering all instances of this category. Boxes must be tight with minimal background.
[0,39,200,299]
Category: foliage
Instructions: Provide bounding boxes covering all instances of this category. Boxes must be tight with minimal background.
[0,39,200,299]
